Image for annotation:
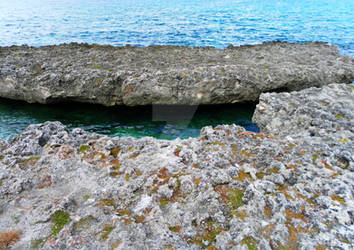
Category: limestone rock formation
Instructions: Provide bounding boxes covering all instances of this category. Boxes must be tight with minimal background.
[0,84,353,249]
[253,83,354,140]
[0,42,353,106]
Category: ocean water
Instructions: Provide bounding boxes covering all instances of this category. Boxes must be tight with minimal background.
[0,0,353,56]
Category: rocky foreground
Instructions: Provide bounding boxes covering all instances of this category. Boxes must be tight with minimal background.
[1,42,353,106]
[0,83,353,249]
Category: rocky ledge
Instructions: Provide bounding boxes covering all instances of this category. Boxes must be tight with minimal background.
[0,42,353,106]
[253,83,354,141]
[0,83,353,249]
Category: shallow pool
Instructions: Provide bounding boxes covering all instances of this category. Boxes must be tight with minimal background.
[0,99,258,140]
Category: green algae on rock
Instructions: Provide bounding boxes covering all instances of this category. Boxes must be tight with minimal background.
[50,211,71,237]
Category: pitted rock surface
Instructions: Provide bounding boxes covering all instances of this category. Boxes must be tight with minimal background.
[253,83,354,141]
[0,42,353,106]
[0,84,353,249]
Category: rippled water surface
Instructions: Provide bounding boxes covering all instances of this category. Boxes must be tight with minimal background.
[0,0,353,55]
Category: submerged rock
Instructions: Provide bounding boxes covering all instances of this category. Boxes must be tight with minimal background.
[0,84,353,249]
[0,42,353,106]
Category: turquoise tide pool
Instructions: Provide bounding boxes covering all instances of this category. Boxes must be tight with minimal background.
[0,100,258,140]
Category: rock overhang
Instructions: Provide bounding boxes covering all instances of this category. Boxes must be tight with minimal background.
[0,41,353,106]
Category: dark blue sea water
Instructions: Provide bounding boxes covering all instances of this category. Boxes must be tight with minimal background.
[0,0,353,56]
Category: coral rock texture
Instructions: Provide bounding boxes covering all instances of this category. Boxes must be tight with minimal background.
[0,84,353,249]
[0,42,353,106]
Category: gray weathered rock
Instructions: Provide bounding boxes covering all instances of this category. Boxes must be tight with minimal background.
[0,84,353,249]
[0,42,353,106]
[253,83,354,141]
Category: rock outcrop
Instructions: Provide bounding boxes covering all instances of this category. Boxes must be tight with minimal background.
[0,84,353,249]
[0,42,353,106]
[253,83,354,140]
